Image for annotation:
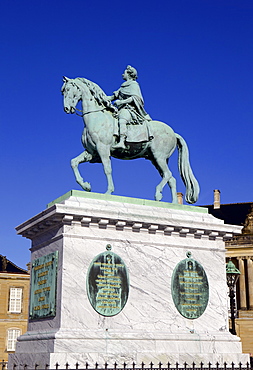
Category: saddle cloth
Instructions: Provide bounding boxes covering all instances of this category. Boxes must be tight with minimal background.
[125,121,150,143]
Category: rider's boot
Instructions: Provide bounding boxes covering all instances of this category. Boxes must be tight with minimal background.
[112,135,127,149]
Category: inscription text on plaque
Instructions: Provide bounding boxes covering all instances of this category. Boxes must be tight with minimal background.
[30,251,58,319]
[171,252,209,319]
[87,245,129,317]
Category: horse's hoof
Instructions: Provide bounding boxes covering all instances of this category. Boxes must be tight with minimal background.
[104,190,113,195]
[155,192,162,201]
[83,182,91,192]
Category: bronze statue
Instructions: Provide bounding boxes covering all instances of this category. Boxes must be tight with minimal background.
[62,66,199,203]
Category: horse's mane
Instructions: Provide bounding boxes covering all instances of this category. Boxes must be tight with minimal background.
[75,77,115,111]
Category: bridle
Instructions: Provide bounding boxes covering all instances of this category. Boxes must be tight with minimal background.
[65,80,108,117]
[74,107,106,117]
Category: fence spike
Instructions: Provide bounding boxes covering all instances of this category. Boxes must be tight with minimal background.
[150,362,153,369]
[216,361,219,369]
[192,362,195,369]
[45,365,49,370]
[24,365,27,370]
[159,362,162,370]
[35,364,39,370]
[76,362,79,369]
[95,363,99,370]
[239,362,242,370]
[13,365,17,370]
[123,363,127,370]
[200,362,204,370]
[224,362,227,370]
[65,362,69,369]
[246,362,250,370]
[85,362,89,369]
[176,362,179,370]
[167,362,170,370]
[231,362,235,370]
[133,362,136,369]
[105,362,108,370]
[141,362,145,370]
[208,362,212,370]
[114,362,117,370]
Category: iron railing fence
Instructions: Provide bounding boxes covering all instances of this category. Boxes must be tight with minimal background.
[2,362,253,370]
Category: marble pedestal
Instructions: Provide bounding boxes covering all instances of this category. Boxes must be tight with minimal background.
[9,191,248,368]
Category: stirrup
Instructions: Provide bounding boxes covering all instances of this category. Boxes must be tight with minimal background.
[112,141,126,149]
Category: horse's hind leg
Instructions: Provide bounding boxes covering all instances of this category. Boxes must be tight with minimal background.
[153,157,178,203]
[71,151,93,191]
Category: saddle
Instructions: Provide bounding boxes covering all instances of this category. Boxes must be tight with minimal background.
[126,120,151,143]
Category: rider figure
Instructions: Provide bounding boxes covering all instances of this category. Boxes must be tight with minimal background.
[109,65,152,149]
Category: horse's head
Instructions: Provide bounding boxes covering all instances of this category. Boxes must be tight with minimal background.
[61,77,83,114]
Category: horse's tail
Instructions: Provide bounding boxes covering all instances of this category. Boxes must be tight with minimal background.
[175,133,200,204]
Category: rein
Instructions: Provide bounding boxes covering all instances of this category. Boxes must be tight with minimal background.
[74,107,106,117]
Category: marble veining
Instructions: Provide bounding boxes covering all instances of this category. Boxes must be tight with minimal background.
[9,194,248,369]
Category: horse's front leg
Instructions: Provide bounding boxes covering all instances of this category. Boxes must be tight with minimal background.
[71,151,93,191]
[96,143,114,195]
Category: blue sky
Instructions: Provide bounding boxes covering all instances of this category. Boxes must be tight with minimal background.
[1,0,253,269]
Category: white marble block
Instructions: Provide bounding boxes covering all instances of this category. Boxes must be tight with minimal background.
[9,191,248,369]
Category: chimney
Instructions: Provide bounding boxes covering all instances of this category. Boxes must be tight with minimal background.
[213,189,220,209]
[177,192,183,205]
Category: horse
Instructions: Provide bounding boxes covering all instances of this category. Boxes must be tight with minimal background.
[61,76,199,204]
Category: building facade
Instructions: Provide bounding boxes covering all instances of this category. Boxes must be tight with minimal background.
[0,255,30,363]
[206,191,253,353]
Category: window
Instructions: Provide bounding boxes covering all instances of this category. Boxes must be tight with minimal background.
[9,288,23,313]
[7,329,21,351]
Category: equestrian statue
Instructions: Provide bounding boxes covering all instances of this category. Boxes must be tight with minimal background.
[61,65,199,203]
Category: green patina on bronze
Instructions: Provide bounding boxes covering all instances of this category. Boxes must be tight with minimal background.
[86,245,129,317]
[47,190,208,214]
[29,251,58,320]
[61,66,200,204]
[171,252,209,319]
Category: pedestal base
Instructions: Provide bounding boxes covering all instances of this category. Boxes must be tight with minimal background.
[9,191,248,368]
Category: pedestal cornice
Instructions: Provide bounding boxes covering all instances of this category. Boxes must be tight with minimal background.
[16,191,242,241]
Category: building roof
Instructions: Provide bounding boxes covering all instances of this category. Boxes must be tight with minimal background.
[204,202,253,227]
[0,255,29,274]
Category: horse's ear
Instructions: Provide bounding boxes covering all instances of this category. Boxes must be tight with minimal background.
[63,76,69,82]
